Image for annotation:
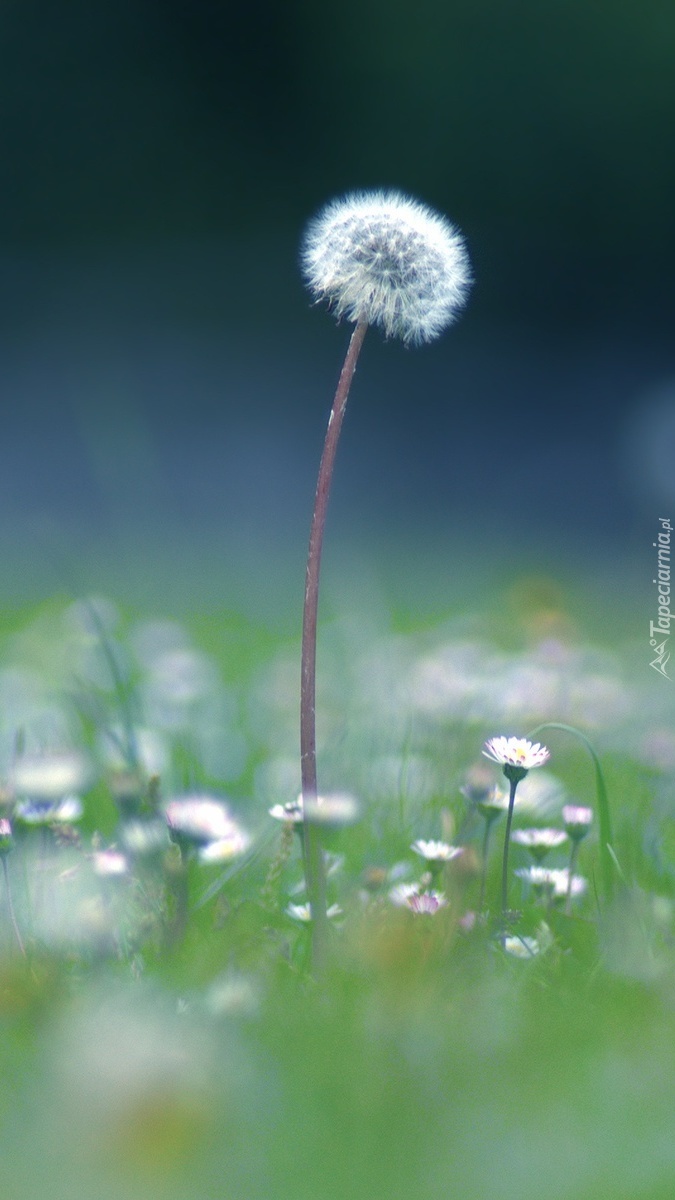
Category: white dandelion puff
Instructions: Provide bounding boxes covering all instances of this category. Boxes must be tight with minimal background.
[301,190,471,346]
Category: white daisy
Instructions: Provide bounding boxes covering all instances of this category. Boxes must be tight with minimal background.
[411,839,463,863]
[483,736,550,772]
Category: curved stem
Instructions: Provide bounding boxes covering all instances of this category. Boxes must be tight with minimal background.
[528,720,614,903]
[300,320,368,971]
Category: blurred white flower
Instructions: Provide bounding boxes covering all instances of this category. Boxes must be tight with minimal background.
[198,831,251,864]
[511,828,568,861]
[270,792,359,829]
[16,794,83,825]
[411,839,463,863]
[92,850,128,877]
[11,751,92,801]
[285,902,342,922]
[164,795,240,847]
[403,890,448,915]
[515,865,587,899]
[503,935,540,958]
[562,804,594,841]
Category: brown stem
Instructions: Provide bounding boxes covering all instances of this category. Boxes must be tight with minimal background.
[300,319,368,970]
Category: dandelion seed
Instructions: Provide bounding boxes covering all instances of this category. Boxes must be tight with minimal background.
[302,190,471,346]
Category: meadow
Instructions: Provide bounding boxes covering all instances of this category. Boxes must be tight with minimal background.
[0,566,672,1200]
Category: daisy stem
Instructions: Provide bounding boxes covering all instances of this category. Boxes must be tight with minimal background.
[478,817,493,913]
[565,841,580,916]
[500,778,519,918]
[301,319,368,972]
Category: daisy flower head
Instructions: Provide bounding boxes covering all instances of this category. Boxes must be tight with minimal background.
[285,902,343,923]
[503,935,540,959]
[411,839,463,864]
[403,890,448,915]
[515,866,587,901]
[562,804,593,842]
[164,795,239,848]
[483,736,550,783]
[301,190,471,346]
[511,828,568,862]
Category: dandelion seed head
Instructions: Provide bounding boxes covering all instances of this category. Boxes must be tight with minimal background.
[301,190,471,345]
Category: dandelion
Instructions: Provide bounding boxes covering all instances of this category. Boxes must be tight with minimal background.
[302,190,471,345]
[299,191,471,964]
[482,736,550,920]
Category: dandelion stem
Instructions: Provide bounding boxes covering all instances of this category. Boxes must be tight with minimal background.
[500,778,519,918]
[2,855,26,958]
[301,319,368,970]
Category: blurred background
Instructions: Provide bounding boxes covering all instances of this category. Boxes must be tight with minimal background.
[0,0,673,623]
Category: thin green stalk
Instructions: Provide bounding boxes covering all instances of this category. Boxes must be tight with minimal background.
[300,319,368,972]
[2,856,26,958]
[528,721,614,903]
[565,840,580,916]
[478,816,494,913]
[501,778,519,917]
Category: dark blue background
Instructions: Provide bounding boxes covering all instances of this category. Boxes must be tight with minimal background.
[0,0,673,616]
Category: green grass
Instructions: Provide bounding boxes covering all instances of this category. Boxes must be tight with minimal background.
[0,580,673,1200]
